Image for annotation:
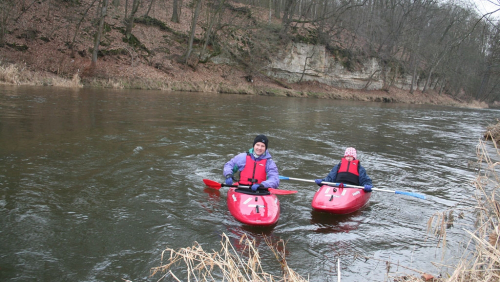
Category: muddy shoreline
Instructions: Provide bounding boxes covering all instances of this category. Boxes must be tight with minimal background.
[0,63,489,109]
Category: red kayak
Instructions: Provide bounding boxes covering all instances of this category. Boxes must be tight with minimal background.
[311,185,370,214]
[227,187,280,226]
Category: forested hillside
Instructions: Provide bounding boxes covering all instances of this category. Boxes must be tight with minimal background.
[0,0,499,104]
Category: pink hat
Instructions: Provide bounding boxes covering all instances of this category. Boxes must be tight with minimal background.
[344,147,357,159]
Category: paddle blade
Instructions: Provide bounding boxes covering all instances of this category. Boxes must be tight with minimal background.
[203,179,222,189]
[395,190,426,199]
[268,188,297,195]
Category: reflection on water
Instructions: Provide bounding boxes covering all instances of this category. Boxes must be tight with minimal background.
[0,85,498,281]
[310,210,365,233]
[203,187,221,201]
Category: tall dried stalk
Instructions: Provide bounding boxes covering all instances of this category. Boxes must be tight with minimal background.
[443,139,500,281]
[150,233,309,282]
[404,137,500,282]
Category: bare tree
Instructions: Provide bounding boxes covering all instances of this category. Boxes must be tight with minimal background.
[92,0,110,67]
[298,48,316,83]
[0,0,16,47]
[280,0,296,37]
[475,24,500,101]
[144,0,155,17]
[124,0,142,40]
[199,0,226,60]
[172,0,180,23]
[70,0,99,57]
[185,0,203,64]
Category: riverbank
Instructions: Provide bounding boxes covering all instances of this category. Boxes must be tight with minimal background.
[0,0,490,109]
[0,60,488,109]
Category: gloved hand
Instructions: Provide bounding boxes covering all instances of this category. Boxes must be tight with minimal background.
[315,179,323,186]
[225,176,233,186]
[364,185,372,192]
[338,183,344,188]
[251,184,263,191]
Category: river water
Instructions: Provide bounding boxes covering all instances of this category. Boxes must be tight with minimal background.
[0,85,498,281]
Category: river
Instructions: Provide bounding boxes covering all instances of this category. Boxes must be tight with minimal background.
[0,85,497,281]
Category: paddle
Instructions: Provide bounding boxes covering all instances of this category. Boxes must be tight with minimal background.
[278,175,425,199]
[203,179,297,195]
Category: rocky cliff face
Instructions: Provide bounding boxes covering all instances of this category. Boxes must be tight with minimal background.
[266,43,411,91]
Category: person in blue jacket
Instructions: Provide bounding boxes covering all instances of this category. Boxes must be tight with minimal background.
[315,147,373,192]
[223,135,280,191]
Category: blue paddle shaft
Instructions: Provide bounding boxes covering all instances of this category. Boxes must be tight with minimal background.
[279,175,426,199]
[395,191,426,199]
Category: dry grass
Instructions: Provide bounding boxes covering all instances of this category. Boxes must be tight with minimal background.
[426,138,500,281]
[0,62,33,85]
[150,233,308,282]
[453,139,500,281]
[0,61,82,87]
[0,58,486,109]
[484,120,500,144]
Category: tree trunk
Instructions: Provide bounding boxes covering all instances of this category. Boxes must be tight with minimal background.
[46,0,51,20]
[200,0,225,60]
[144,0,155,17]
[125,0,141,39]
[381,61,389,90]
[185,0,202,64]
[423,50,447,93]
[171,0,180,23]
[92,0,110,67]
[422,70,430,93]
[280,0,295,36]
[70,0,99,56]
[439,79,446,95]
[274,0,280,19]
[298,48,316,83]
[0,1,17,47]
[268,0,272,24]
[363,70,381,90]
[390,63,398,87]
[433,77,441,90]
[14,0,37,22]
[409,57,418,94]
[125,0,128,20]
[476,56,492,100]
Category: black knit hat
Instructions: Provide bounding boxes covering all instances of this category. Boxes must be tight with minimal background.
[253,134,268,149]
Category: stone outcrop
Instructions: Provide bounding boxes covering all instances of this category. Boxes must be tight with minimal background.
[266,43,410,91]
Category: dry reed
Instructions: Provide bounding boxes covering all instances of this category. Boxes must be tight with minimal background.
[150,233,308,282]
[0,61,82,88]
[451,139,500,281]
[426,138,500,281]
[484,120,500,144]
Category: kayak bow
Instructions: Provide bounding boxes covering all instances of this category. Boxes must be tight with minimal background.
[227,187,280,226]
[311,185,371,214]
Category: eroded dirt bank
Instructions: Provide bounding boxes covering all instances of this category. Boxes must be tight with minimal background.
[0,61,488,109]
